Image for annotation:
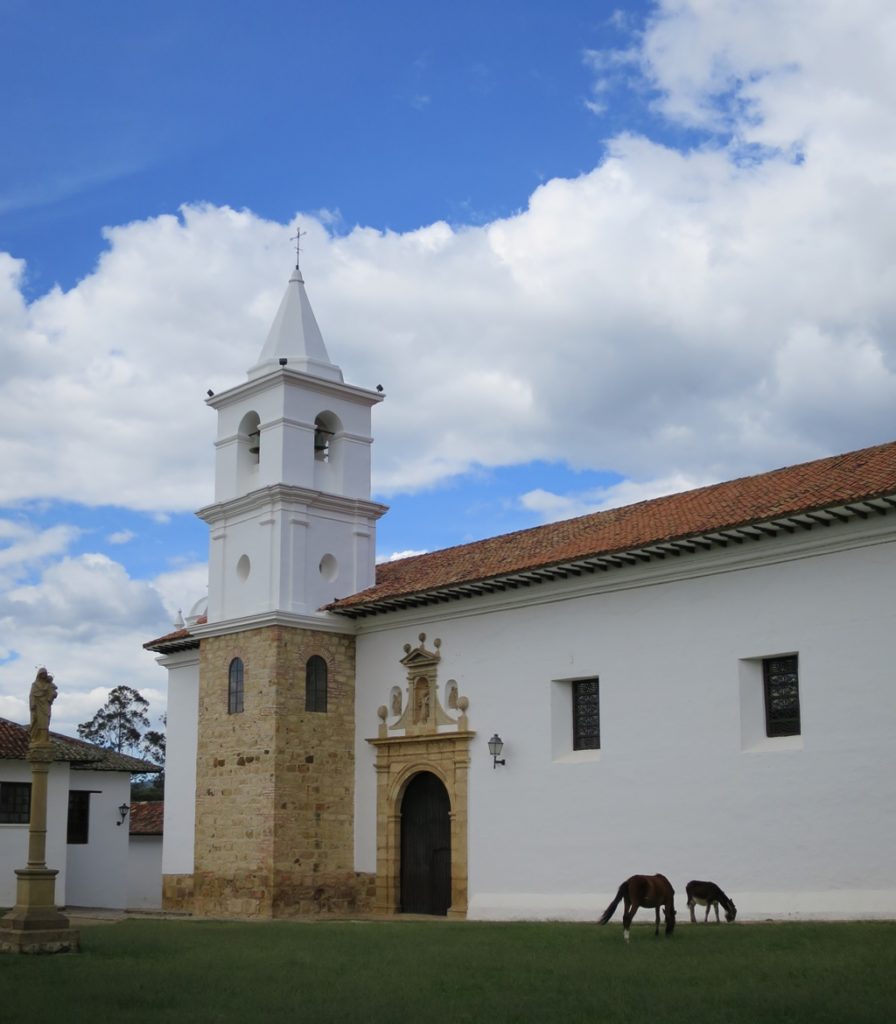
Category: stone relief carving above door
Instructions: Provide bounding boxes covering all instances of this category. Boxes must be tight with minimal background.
[375,633,469,737]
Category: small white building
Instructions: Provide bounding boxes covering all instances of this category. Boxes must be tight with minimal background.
[127,801,163,909]
[147,263,896,922]
[0,718,160,909]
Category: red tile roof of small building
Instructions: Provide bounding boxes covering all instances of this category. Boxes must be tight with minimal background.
[129,800,164,835]
[329,438,896,613]
[0,717,161,774]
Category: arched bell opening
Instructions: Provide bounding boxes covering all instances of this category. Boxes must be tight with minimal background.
[313,410,341,463]
[236,411,262,487]
[313,410,343,491]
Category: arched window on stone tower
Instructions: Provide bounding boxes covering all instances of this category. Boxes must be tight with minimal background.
[305,655,328,713]
[228,658,244,714]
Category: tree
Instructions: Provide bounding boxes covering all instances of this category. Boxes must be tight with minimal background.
[79,687,166,800]
[141,725,166,766]
[77,685,151,754]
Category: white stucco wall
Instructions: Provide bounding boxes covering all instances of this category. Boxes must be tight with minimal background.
[0,760,36,907]
[160,649,199,877]
[353,519,896,921]
[2,762,134,910]
[128,835,163,908]
[1,760,72,907]
[64,770,132,908]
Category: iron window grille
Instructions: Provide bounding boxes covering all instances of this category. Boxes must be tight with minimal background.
[0,781,32,824]
[572,677,600,750]
[763,654,801,737]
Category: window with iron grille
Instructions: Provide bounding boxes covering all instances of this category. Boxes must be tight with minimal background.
[67,790,91,844]
[228,658,244,714]
[305,655,328,713]
[0,781,31,824]
[572,677,600,750]
[763,655,800,737]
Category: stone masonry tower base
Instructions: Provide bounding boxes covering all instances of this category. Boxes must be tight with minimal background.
[192,624,374,918]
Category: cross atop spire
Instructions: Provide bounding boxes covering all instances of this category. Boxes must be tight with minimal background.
[290,226,306,271]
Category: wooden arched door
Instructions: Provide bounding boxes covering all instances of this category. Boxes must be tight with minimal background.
[400,772,451,915]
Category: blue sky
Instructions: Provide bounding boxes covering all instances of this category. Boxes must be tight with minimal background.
[2,0,896,732]
[4,1,659,297]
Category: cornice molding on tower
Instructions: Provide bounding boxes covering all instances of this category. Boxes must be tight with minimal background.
[196,482,389,524]
[190,608,357,639]
[205,366,384,411]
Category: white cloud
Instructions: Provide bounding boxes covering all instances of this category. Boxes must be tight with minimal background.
[520,473,707,524]
[0,550,172,737]
[0,519,80,587]
[4,75,895,510]
[107,529,135,545]
[377,549,429,563]
[3,2,896,729]
[149,561,208,623]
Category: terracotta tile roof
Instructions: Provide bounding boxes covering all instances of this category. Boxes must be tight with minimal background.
[330,438,896,613]
[0,717,161,774]
[144,614,206,653]
[129,800,164,835]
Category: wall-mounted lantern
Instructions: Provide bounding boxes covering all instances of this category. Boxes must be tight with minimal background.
[116,803,130,827]
[488,733,506,769]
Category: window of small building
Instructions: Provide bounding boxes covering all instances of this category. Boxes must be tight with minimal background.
[572,677,600,750]
[228,658,245,714]
[0,781,31,824]
[763,655,800,737]
[305,655,328,713]
[67,790,91,844]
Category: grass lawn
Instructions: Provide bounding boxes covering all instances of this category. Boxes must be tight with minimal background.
[1,918,895,1023]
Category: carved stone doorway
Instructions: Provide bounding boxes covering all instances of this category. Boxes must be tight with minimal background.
[368,634,473,918]
[400,772,451,915]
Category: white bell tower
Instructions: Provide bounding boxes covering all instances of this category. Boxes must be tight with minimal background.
[198,257,386,626]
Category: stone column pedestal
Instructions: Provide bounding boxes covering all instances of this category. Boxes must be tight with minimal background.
[0,740,80,954]
[0,869,80,952]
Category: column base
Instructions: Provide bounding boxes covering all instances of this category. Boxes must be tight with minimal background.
[0,926,80,954]
[0,867,80,954]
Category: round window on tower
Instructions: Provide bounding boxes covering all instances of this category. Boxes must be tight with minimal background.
[236,554,251,581]
[319,553,338,581]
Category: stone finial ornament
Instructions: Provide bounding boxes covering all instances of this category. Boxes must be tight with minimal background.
[377,705,388,739]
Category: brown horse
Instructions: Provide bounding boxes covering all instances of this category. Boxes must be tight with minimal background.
[686,880,737,923]
[599,873,676,942]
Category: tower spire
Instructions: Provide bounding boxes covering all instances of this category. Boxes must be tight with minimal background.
[247,230,343,383]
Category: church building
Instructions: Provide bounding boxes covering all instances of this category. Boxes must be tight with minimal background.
[146,260,896,921]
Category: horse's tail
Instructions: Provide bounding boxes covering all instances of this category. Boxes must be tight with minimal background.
[598,882,627,925]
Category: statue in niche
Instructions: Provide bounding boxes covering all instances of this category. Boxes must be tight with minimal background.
[413,678,431,724]
[29,667,57,747]
[390,686,402,717]
[446,680,458,710]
